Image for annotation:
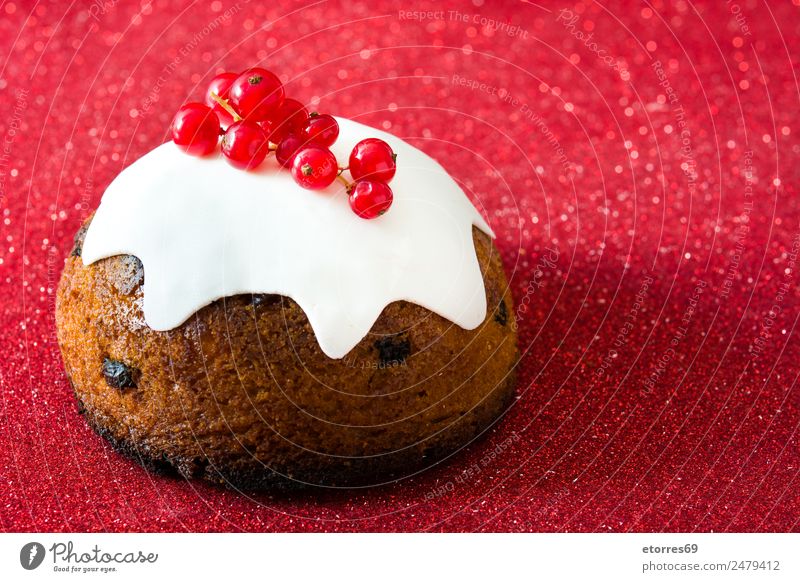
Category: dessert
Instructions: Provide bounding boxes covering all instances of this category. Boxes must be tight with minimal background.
[55,67,518,488]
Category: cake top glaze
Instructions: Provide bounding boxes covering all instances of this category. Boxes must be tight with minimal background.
[81,117,493,358]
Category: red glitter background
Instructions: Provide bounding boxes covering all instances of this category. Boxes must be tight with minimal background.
[1,0,799,532]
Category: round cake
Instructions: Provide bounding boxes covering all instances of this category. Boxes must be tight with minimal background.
[55,84,518,488]
[57,223,517,488]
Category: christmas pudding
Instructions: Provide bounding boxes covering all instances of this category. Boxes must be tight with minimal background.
[56,67,518,488]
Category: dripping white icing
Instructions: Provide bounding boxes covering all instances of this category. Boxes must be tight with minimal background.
[82,117,493,359]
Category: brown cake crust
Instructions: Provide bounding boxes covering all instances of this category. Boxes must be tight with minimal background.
[56,220,518,489]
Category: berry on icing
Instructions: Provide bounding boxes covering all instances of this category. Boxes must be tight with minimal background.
[174,67,396,218]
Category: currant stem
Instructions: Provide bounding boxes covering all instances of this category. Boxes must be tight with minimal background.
[210,92,242,122]
[336,174,353,191]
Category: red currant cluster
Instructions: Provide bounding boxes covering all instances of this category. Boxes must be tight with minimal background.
[170,67,397,219]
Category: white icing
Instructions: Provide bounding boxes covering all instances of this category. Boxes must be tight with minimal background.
[82,117,493,359]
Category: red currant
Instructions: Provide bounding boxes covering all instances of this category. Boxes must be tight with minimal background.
[348,180,394,219]
[171,103,220,156]
[275,134,304,168]
[221,121,269,170]
[263,98,309,143]
[302,113,339,147]
[205,72,238,128]
[228,68,285,122]
[291,147,338,189]
[348,138,396,183]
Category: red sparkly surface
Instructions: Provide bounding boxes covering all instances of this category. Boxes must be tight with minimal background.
[1,0,799,533]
